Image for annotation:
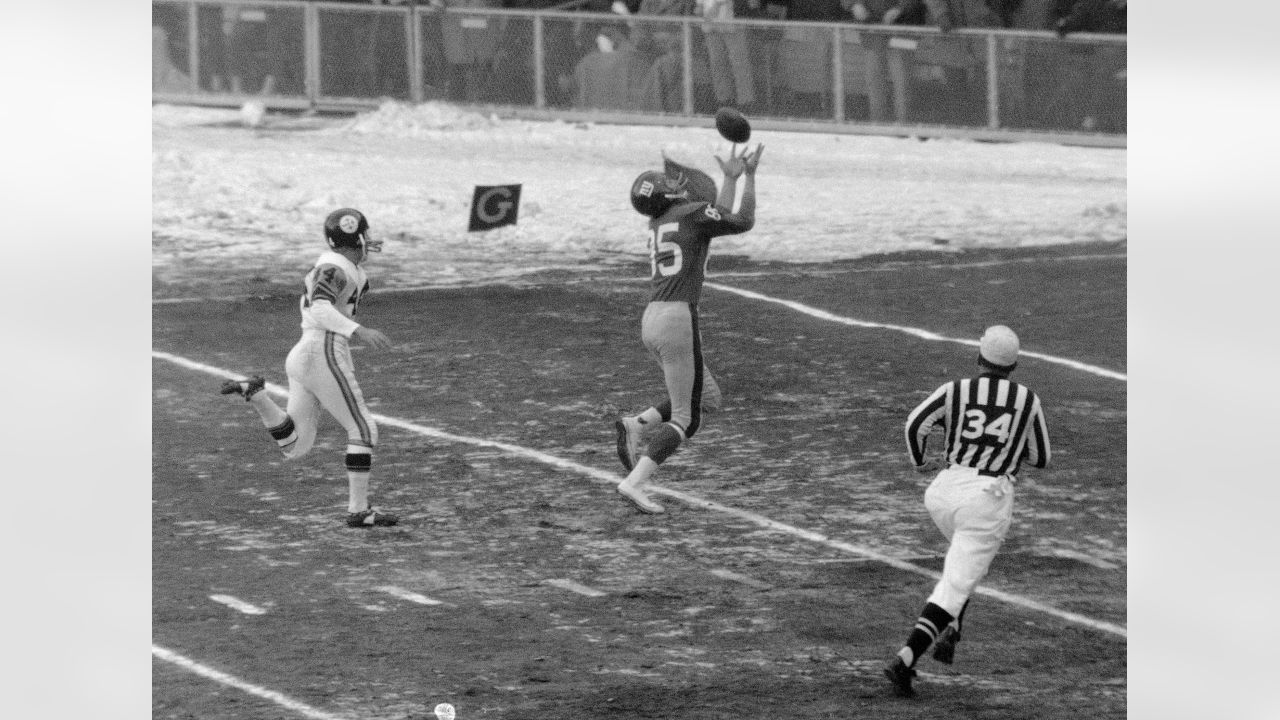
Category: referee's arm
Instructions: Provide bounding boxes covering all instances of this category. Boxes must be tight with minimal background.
[1023,397,1051,469]
[905,384,948,466]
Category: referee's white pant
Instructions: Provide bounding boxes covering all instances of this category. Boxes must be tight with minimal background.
[923,465,1015,617]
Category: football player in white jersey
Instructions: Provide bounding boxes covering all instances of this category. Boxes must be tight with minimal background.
[221,208,399,528]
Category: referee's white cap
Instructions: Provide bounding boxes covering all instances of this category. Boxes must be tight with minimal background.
[979,325,1020,370]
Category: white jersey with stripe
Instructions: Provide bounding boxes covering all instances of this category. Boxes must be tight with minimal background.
[905,373,1051,477]
[298,251,369,338]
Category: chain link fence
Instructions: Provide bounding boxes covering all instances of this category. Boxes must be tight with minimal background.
[153,0,1125,142]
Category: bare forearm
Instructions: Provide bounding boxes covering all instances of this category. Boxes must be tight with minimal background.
[716,176,738,211]
[737,174,756,226]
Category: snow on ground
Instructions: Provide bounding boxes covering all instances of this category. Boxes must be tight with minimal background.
[152,101,1125,290]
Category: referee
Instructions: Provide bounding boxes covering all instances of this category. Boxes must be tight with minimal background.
[884,325,1052,697]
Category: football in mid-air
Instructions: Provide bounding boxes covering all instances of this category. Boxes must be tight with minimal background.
[715,106,751,143]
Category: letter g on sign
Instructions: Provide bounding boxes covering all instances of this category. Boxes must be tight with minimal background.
[477,187,514,223]
[467,184,523,232]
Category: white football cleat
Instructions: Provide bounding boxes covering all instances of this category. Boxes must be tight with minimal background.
[616,483,664,514]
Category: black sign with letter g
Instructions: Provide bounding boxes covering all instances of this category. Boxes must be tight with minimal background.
[467,184,522,232]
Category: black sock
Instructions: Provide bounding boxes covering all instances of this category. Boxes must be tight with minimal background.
[902,602,955,667]
[645,423,685,464]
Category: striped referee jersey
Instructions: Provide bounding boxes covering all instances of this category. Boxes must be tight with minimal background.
[905,373,1050,477]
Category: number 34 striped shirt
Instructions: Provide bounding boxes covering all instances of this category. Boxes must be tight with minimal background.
[905,373,1051,477]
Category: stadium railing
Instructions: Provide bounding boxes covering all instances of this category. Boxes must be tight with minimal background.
[151,0,1125,147]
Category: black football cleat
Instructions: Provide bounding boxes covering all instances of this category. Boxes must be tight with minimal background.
[220,375,265,401]
[346,506,399,528]
[932,627,960,665]
[883,657,917,698]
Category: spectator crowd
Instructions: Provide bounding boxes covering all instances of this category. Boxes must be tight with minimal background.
[153,0,1125,132]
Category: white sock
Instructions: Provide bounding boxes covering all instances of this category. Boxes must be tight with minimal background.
[620,456,658,490]
[637,407,663,425]
[347,472,370,513]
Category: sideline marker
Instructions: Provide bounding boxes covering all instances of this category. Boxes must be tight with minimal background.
[468,184,522,231]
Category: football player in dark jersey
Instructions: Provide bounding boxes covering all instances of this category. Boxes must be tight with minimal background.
[614,144,764,513]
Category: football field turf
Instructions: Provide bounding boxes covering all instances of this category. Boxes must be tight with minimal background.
[153,242,1125,719]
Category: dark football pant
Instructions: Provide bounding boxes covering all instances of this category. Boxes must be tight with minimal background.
[641,301,723,440]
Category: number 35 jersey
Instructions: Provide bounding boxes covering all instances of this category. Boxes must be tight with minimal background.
[905,373,1051,477]
[298,251,369,338]
[647,201,753,305]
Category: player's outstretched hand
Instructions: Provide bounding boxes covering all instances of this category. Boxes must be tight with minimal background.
[744,144,765,175]
[354,326,393,350]
[715,144,748,179]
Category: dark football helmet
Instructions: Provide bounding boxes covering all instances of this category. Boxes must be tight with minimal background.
[629,170,690,218]
[323,208,383,261]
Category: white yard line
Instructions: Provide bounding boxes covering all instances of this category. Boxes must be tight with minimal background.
[708,568,772,590]
[705,282,1127,382]
[209,594,267,615]
[154,350,1126,638]
[153,645,356,720]
[544,578,608,597]
[1047,548,1120,570]
[376,586,445,606]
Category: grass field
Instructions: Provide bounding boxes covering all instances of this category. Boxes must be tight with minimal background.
[152,238,1126,719]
